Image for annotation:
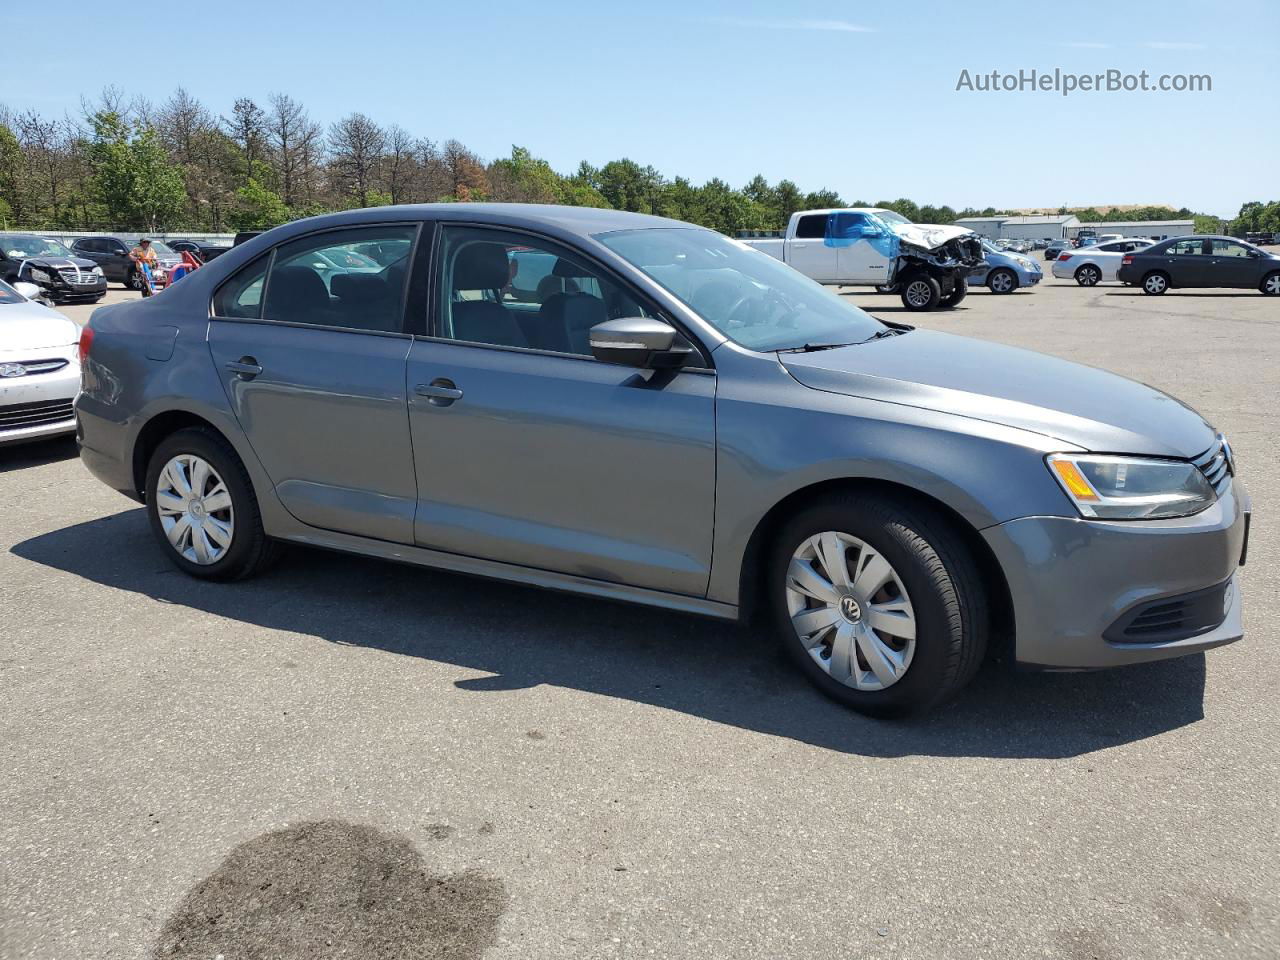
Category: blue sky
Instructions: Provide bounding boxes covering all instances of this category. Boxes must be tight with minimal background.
[9,0,1276,217]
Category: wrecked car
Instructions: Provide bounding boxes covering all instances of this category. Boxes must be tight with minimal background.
[739,209,984,311]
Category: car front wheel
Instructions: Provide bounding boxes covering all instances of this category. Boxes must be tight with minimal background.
[987,269,1018,294]
[900,275,942,311]
[770,494,988,717]
[145,427,277,581]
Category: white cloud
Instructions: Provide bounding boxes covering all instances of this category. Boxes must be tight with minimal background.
[1060,41,1111,49]
[711,17,875,33]
[1143,41,1207,50]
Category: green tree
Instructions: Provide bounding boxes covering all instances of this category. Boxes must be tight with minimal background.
[86,112,186,230]
[227,177,288,231]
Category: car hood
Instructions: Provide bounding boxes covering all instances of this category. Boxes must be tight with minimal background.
[780,329,1216,458]
[23,255,98,271]
[888,223,979,250]
[0,302,79,350]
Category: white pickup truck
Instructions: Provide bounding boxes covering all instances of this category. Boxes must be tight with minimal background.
[739,208,985,311]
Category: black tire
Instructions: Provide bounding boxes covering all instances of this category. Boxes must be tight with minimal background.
[768,493,988,718]
[144,427,278,581]
[941,278,967,308]
[900,274,942,311]
[987,268,1018,294]
[1074,264,1102,287]
[1261,271,1280,296]
[1141,271,1169,295]
[127,268,145,291]
[875,283,900,294]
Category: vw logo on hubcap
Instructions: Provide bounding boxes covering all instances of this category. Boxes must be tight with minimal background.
[189,501,206,519]
[839,595,862,623]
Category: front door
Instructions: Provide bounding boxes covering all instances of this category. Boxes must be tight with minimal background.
[831,212,891,284]
[405,225,717,596]
[1206,239,1260,288]
[207,223,421,544]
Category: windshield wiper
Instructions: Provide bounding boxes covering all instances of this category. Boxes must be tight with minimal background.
[862,327,909,343]
[777,342,858,353]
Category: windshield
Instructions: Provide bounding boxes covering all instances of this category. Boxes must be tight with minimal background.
[1,236,73,259]
[596,228,885,351]
[872,210,911,226]
[150,241,176,256]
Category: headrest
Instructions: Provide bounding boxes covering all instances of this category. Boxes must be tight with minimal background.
[552,256,596,279]
[453,243,510,289]
[331,272,387,300]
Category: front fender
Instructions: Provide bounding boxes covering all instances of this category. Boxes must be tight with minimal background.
[705,347,1077,606]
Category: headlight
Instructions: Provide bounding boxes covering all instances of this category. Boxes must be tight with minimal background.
[30,268,52,283]
[1047,453,1217,520]
[91,266,104,277]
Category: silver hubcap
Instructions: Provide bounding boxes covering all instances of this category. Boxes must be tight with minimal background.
[155,454,234,565]
[785,532,917,692]
[991,272,1013,292]
[1266,275,1280,294]
[1079,268,1098,285]
[1146,275,1166,292]
[905,281,932,307]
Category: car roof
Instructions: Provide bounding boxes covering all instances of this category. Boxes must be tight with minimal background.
[297,203,696,238]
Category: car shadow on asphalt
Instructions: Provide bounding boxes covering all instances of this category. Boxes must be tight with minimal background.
[0,436,78,474]
[12,507,1207,761]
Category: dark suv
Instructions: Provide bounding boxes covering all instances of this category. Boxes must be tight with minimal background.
[0,233,107,303]
[70,237,182,289]
[168,238,232,262]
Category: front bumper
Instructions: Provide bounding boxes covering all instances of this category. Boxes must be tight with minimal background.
[0,348,80,445]
[983,480,1251,669]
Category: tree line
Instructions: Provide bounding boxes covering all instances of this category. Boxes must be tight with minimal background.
[0,88,1262,236]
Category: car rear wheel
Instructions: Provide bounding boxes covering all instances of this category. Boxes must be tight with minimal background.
[900,275,942,311]
[145,427,278,581]
[1262,272,1280,296]
[1075,264,1102,286]
[769,493,988,717]
[987,269,1018,294]
[1142,272,1169,295]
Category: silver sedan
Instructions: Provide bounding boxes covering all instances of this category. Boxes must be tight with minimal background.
[1052,238,1154,285]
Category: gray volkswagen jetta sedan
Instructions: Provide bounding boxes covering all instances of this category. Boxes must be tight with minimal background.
[74,205,1251,716]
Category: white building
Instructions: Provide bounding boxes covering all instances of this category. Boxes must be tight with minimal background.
[1065,220,1194,241]
[952,215,1080,240]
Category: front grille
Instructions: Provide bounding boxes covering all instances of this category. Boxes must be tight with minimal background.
[57,267,100,286]
[1192,435,1233,492]
[1,358,69,376]
[1104,579,1232,644]
[0,398,75,431]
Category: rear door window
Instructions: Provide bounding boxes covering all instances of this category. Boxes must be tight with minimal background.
[262,225,418,332]
[795,215,827,239]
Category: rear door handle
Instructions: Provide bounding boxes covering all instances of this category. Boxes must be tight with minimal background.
[415,379,463,406]
[225,357,263,379]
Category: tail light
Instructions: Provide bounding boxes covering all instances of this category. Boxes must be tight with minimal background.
[1121,255,1134,265]
[78,325,94,363]
[1057,253,1072,261]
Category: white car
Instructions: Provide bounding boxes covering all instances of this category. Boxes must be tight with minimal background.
[1052,238,1155,286]
[0,279,82,445]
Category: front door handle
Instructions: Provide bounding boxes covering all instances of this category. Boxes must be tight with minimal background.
[225,357,263,379]
[415,379,463,406]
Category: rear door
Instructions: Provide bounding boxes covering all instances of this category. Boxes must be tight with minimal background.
[206,222,422,544]
[786,213,839,282]
[1161,238,1207,286]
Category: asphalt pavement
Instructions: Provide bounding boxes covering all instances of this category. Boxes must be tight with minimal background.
[1,271,1276,959]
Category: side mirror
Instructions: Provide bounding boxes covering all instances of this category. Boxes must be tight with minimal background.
[589,317,693,369]
[13,281,46,303]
